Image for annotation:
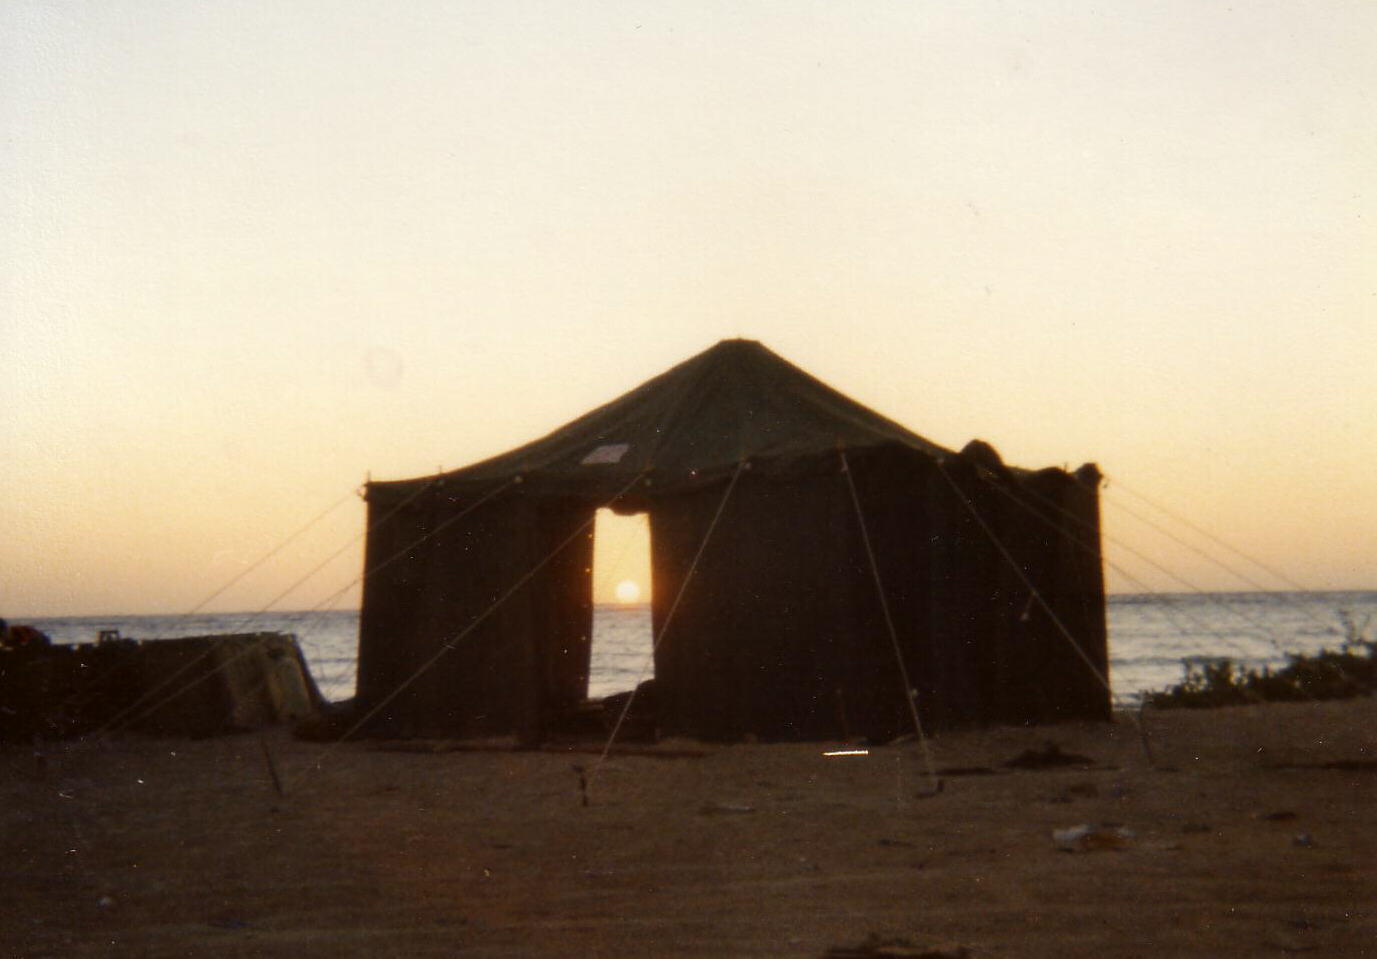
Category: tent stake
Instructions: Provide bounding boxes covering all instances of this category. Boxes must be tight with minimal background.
[260,732,285,797]
[1136,695,1157,768]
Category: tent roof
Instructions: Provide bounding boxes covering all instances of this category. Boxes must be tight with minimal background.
[370,339,961,497]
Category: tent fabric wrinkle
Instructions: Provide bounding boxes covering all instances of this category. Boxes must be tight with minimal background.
[354,338,1110,742]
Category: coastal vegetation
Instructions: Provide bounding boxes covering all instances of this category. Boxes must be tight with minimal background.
[1147,610,1377,708]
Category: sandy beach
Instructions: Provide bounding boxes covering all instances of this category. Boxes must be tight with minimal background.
[4,698,1373,958]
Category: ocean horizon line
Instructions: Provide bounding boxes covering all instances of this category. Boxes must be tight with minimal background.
[18,587,1376,623]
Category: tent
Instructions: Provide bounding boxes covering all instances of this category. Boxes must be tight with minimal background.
[355,339,1109,742]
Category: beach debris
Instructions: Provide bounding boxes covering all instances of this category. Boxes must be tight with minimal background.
[1292,832,1316,848]
[369,738,707,758]
[1052,823,1136,852]
[821,933,969,958]
[1260,810,1299,822]
[571,764,589,806]
[1057,782,1123,804]
[207,918,250,930]
[934,765,997,777]
[1265,919,1323,954]
[698,801,755,815]
[1261,759,1377,773]
[911,778,945,799]
[1282,915,1320,932]
[1003,741,1094,770]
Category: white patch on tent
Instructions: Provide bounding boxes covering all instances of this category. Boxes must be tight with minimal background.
[581,443,630,465]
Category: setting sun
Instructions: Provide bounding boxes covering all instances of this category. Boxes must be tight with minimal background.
[614,579,641,604]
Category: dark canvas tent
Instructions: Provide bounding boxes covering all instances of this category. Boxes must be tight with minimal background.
[355,339,1109,742]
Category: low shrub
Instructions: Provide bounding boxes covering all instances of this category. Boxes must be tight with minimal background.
[1147,609,1376,709]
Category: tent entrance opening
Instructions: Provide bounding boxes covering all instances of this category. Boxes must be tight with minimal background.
[589,508,653,698]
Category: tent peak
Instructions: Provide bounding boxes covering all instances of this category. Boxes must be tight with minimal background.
[371,339,957,493]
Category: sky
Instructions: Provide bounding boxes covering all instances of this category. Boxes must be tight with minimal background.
[3,1,1374,617]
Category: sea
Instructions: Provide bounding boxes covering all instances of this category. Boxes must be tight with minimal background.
[25,591,1377,709]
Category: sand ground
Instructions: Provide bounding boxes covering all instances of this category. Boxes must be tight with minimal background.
[3,698,1374,958]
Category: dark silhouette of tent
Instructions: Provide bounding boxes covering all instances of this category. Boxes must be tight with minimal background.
[355,339,1108,742]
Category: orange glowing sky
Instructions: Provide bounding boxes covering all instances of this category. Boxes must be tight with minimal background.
[3,2,1374,616]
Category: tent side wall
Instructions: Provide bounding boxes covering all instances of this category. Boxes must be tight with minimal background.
[356,485,595,738]
[356,488,432,714]
[849,447,989,731]
[927,457,1111,725]
[356,455,1108,742]
[925,459,1014,725]
[1033,465,1111,720]
[644,447,1110,742]
[845,445,1110,731]
[650,468,871,741]
[649,454,945,742]
[987,465,1110,722]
